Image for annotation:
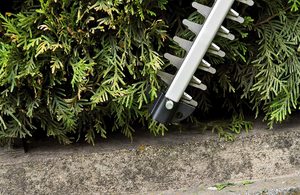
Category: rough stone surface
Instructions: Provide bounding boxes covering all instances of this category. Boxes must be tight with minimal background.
[154,174,300,194]
[1,118,300,194]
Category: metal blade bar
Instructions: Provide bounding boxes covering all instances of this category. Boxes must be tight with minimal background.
[165,0,235,102]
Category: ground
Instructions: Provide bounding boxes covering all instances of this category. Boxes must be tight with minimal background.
[1,115,300,194]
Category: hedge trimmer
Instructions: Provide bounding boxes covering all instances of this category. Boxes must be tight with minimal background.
[150,0,254,124]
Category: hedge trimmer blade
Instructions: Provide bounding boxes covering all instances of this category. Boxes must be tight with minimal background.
[150,0,254,124]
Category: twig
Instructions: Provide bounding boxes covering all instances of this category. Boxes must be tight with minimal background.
[255,6,291,27]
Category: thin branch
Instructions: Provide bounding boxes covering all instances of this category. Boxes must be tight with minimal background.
[255,6,291,27]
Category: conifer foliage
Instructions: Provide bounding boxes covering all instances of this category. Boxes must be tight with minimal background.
[246,0,300,127]
[0,0,168,144]
[0,0,300,144]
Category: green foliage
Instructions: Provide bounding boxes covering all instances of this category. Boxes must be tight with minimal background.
[194,115,253,141]
[236,0,300,127]
[213,182,235,191]
[251,13,300,127]
[1,0,300,144]
[289,0,300,11]
[212,181,254,191]
[0,0,168,144]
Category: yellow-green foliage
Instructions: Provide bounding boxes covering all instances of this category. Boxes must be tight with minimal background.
[0,0,168,144]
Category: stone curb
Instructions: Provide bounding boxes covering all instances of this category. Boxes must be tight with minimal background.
[0,119,300,194]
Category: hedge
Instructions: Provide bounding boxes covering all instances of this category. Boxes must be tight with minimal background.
[0,0,299,144]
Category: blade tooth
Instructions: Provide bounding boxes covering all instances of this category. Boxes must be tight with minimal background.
[164,53,184,69]
[193,2,245,23]
[229,9,239,17]
[227,9,245,23]
[201,59,211,68]
[192,2,212,18]
[236,0,254,6]
[199,59,216,74]
[191,76,202,85]
[190,76,207,90]
[218,26,235,40]
[157,71,174,85]
[173,36,193,52]
[165,52,215,74]
[158,71,207,90]
[220,26,230,34]
[198,66,216,74]
[182,19,235,40]
[218,32,235,41]
[227,15,245,23]
[210,43,220,51]
[189,82,207,90]
[182,19,203,35]
[207,49,226,57]
[181,98,198,107]
[183,92,193,101]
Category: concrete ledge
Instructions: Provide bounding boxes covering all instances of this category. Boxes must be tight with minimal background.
[1,118,300,194]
